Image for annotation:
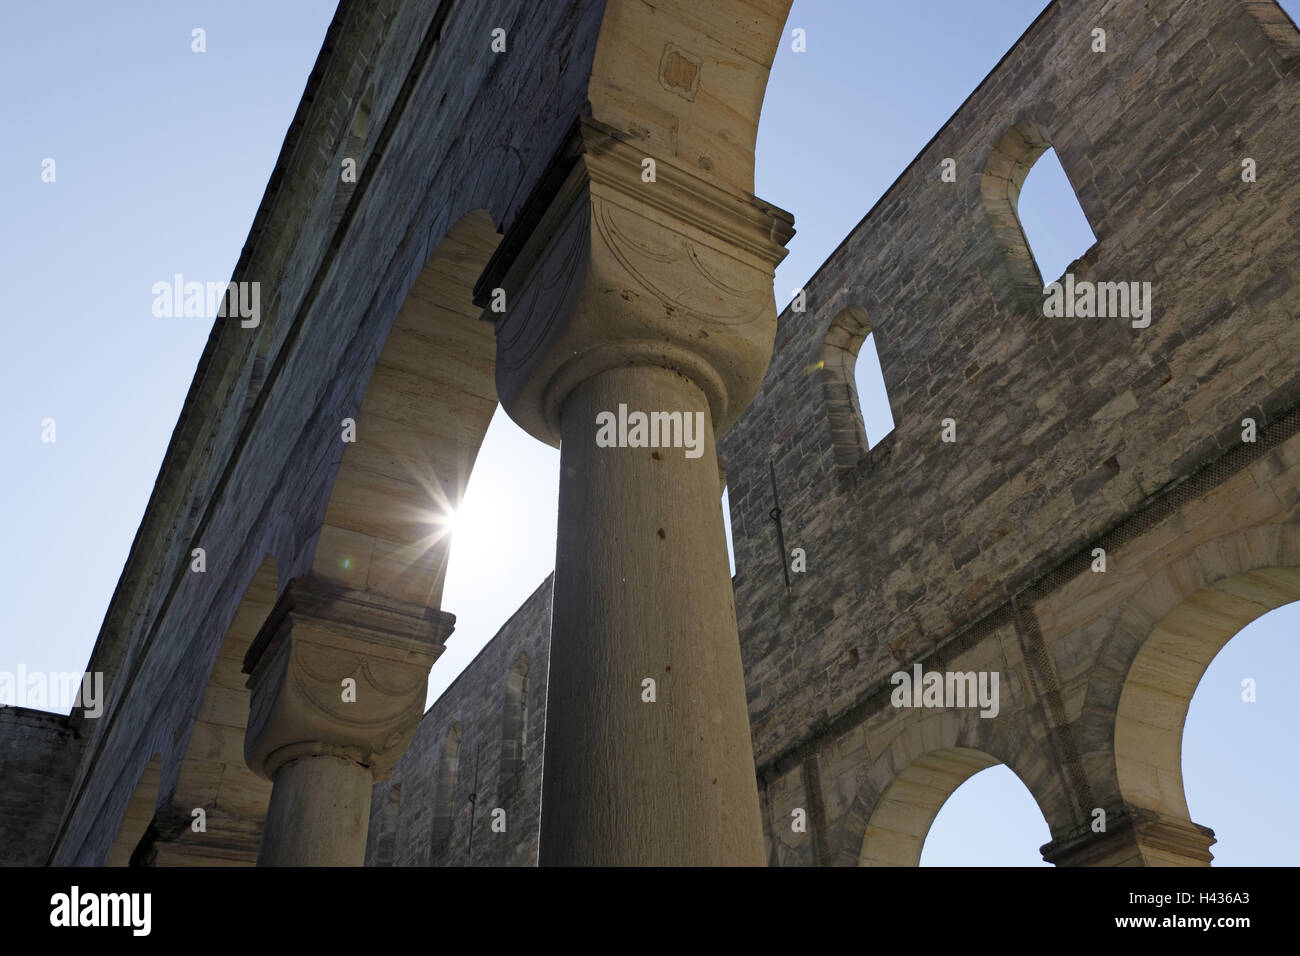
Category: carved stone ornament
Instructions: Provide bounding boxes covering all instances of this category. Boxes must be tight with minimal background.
[483,114,795,447]
[242,575,452,782]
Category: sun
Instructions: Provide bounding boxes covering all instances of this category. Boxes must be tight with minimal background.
[430,507,459,536]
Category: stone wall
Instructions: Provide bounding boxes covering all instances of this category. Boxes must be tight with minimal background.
[366,576,552,867]
[379,0,1300,866]
[722,0,1299,775]
[0,708,79,865]
[5,0,1296,868]
[717,0,1300,863]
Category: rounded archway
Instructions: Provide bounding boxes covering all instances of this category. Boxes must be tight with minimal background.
[308,208,502,609]
[860,746,1051,867]
[918,764,1052,866]
[1115,565,1300,826]
[157,555,279,865]
[1181,599,1300,865]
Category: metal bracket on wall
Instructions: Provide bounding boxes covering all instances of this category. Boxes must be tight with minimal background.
[768,460,790,590]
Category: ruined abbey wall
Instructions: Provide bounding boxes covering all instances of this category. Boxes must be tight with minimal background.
[729,0,1299,768]
[0,709,78,865]
[365,577,551,867]
[4,0,1297,868]
[724,0,1300,861]
[368,0,1300,866]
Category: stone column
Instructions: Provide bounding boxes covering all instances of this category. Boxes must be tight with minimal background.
[242,575,452,866]
[481,116,794,864]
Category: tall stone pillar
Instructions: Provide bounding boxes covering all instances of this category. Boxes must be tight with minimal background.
[242,575,451,866]
[481,116,794,864]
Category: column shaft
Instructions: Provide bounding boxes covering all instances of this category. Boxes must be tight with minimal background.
[539,365,764,865]
[258,755,373,867]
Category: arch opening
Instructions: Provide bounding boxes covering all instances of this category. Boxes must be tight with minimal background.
[1116,567,1300,827]
[1181,598,1300,865]
[310,209,502,609]
[1016,147,1098,286]
[426,402,559,708]
[918,764,1053,866]
[859,745,1052,867]
[721,483,736,578]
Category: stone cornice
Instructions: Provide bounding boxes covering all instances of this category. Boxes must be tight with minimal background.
[581,119,795,269]
[243,576,454,677]
[476,114,794,309]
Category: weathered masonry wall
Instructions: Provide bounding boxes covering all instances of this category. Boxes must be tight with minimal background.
[719,0,1300,861]
[352,0,1300,868]
[378,0,1300,868]
[0,709,79,865]
[366,577,552,867]
[5,0,1296,868]
[757,426,1300,865]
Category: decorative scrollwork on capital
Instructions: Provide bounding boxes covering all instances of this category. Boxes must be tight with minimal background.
[242,575,449,781]
[488,121,794,447]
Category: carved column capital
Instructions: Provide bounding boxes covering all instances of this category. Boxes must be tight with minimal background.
[479,115,795,446]
[242,575,452,782]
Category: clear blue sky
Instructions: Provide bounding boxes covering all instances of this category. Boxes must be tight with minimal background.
[2,0,1296,866]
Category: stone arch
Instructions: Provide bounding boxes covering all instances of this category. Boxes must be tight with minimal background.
[817,305,873,466]
[860,747,1001,866]
[979,118,1096,293]
[588,0,795,194]
[107,752,163,866]
[500,652,531,784]
[1069,523,1300,864]
[430,721,462,857]
[842,707,1065,867]
[1112,540,1300,823]
[309,209,502,608]
[150,555,279,865]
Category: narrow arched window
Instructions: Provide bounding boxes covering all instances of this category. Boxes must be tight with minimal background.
[500,655,530,782]
[430,723,461,855]
[371,784,402,867]
[820,306,895,466]
[981,123,1097,292]
[854,333,896,451]
[1016,147,1097,285]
